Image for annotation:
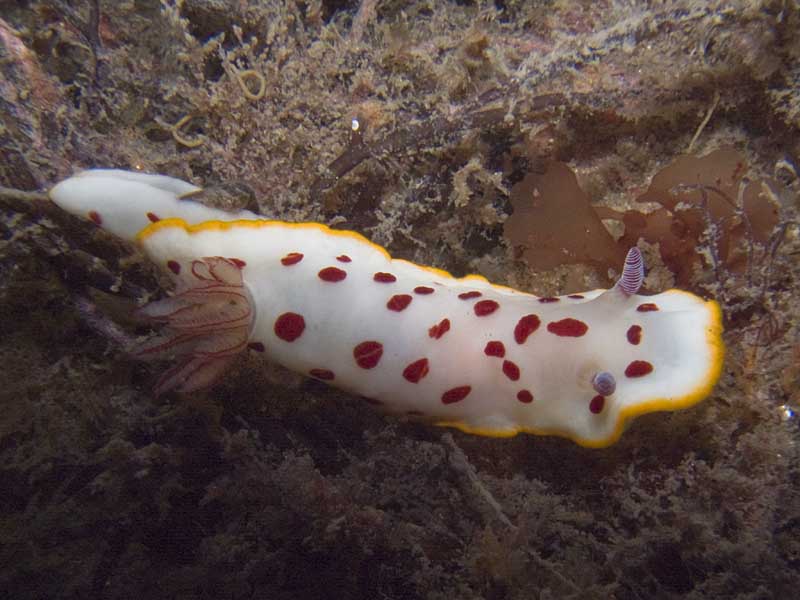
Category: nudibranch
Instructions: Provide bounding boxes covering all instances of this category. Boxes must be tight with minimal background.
[50,169,724,447]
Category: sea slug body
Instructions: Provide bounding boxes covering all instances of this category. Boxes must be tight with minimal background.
[49,169,725,447]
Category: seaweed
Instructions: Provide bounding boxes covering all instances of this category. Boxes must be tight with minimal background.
[505,148,786,293]
[504,161,625,273]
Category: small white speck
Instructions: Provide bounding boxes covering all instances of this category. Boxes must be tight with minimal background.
[779,404,795,422]
[351,118,360,132]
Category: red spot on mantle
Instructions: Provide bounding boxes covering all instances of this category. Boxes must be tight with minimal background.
[625,360,653,377]
[458,291,482,300]
[474,299,499,316]
[230,258,247,268]
[274,312,306,342]
[146,212,160,223]
[547,318,588,337]
[354,341,383,369]
[538,296,559,303]
[414,286,435,295]
[373,272,396,283]
[502,360,520,381]
[514,314,541,344]
[336,255,351,263]
[589,395,605,414]
[637,303,659,312]
[310,368,335,380]
[626,325,642,345]
[567,294,584,299]
[441,386,471,404]
[428,318,450,339]
[318,266,347,282]
[484,341,505,357]
[166,260,181,275]
[88,211,102,226]
[402,358,429,383]
[281,252,304,266]
[387,294,412,312]
[517,390,534,404]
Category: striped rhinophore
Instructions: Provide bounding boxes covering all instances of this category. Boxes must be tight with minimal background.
[617,247,645,296]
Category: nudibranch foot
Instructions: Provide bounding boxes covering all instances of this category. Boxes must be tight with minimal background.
[49,169,258,241]
[131,257,254,395]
